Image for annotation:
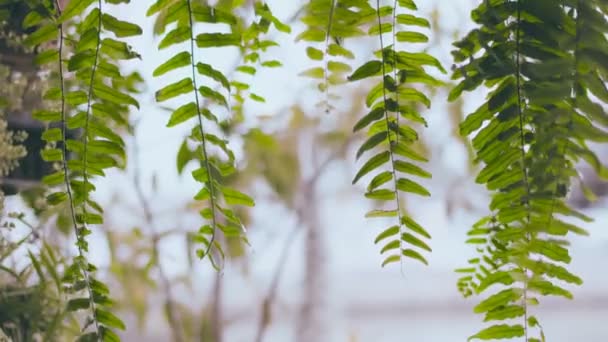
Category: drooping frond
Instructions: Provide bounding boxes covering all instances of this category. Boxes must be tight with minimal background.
[347,0,445,268]
[22,0,142,340]
[228,2,290,120]
[148,0,255,269]
[451,1,608,340]
[298,0,371,113]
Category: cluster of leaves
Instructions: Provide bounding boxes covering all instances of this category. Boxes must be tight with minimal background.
[0,237,69,341]
[451,0,608,340]
[297,0,370,112]
[18,0,142,339]
[147,0,282,269]
[228,1,290,119]
[344,0,444,268]
[2,0,608,340]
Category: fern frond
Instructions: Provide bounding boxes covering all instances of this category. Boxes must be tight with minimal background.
[298,0,370,113]
[148,0,254,270]
[348,0,443,269]
[229,1,290,121]
[23,0,142,339]
[451,0,608,340]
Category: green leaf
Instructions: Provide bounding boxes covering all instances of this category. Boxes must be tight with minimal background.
[95,309,126,331]
[299,67,325,79]
[528,240,571,263]
[348,61,382,81]
[356,132,387,159]
[221,186,255,206]
[67,298,90,311]
[159,26,190,49]
[41,149,63,162]
[196,33,241,48]
[154,51,191,77]
[250,93,266,102]
[365,189,396,200]
[261,60,282,68]
[33,110,61,122]
[353,151,391,184]
[306,47,324,60]
[468,324,524,341]
[394,160,431,178]
[197,63,231,90]
[365,209,398,218]
[101,13,142,37]
[35,49,59,66]
[58,0,95,23]
[46,192,68,205]
[396,31,428,43]
[396,178,430,196]
[43,172,65,186]
[24,24,57,47]
[296,28,326,42]
[402,248,428,265]
[375,226,400,244]
[474,288,522,314]
[476,271,514,293]
[93,83,139,108]
[396,14,430,28]
[327,61,352,74]
[401,233,432,252]
[381,254,400,267]
[483,305,525,322]
[167,102,198,127]
[401,216,431,239]
[101,38,140,60]
[397,0,417,10]
[367,171,393,191]
[328,44,354,59]
[397,88,431,108]
[155,78,194,102]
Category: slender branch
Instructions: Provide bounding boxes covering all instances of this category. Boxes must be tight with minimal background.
[323,0,337,114]
[186,0,221,264]
[514,1,531,338]
[375,0,406,271]
[253,224,301,342]
[54,0,100,337]
[391,0,399,143]
[253,134,353,342]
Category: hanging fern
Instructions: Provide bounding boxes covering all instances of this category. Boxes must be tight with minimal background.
[148,0,256,269]
[297,0,372,113]
[451,0,608,340]
[347,0,444,268]
[21,0,141,340]
[228,1,290,119]
[3,0,608,340]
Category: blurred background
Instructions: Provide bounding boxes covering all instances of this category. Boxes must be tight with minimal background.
[1,0,607,341]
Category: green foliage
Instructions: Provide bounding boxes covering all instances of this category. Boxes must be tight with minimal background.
[451,0,608,340]
[347,0,443,269]
[19,0,142,339]
[298,0,370,112]
[1,0,607,340]
[147,0,266,270]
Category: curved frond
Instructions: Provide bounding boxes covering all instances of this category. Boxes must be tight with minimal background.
[451,0,608,340]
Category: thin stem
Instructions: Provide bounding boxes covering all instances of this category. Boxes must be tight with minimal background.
[391,0,399,143]
[514,1,530,339]
[323,0,337,114]
[54,0,100,338]
[186,0,220,263]
[375,0,406,271]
